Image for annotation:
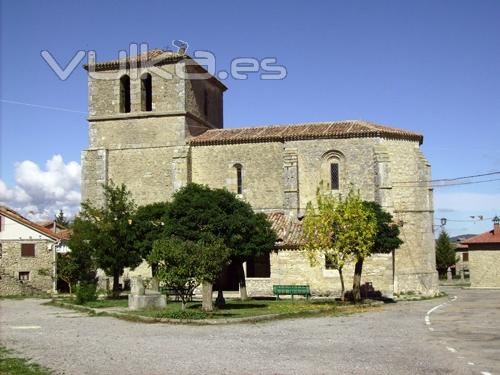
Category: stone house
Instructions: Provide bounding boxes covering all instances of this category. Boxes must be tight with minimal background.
[461,217,500,288]
[82,48,439,297]
[0,206,63,296]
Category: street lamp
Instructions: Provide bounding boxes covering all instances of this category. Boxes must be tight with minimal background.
[440,217,447,227]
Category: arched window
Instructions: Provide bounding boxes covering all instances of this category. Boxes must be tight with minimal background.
[234,164,243,194]
[141,73,152,112]
[330,163,339,190]
[321,150,344,191]
[120,75,131,113]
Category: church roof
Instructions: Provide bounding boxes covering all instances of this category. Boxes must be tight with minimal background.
[83,48,183,71]
[83,48,227,90]
[190,120,423,145]
[266,212,304,249]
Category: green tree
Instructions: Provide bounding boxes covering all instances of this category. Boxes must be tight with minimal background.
[55,209,70,228]
[335,191,377,302]
[163,183,277,303]
[70,182,142,298]
[303,191,352,300]
[435,229,457,277]
[133,202,170,275]
[148,235,230,310]
[363,201,403,254]
[65,217,97,285]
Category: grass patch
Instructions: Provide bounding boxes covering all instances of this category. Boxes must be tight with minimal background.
[0,346,53,375]
[128,298,368,321]
[82,298,128,309]
[51,297,128,309]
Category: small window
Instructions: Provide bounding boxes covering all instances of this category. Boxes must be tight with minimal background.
[234,164,243,194]
[330,163,339,190]
[462,252,469,262]
[246,254,271,278]
[325,254,335,270]
[19,271,30,281]
[141,73,152,112]
[21,243,35,257]
[203,89,209,117]
[0,215,3,231]
[120,75,131,113]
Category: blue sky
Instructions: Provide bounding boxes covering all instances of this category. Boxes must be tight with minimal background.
[1,0,499,235]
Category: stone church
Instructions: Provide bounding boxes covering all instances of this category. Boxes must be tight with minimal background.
[81,49,439,297]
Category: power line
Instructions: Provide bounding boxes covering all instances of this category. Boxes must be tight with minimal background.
[0,99,86,114]
[393,171,500,185]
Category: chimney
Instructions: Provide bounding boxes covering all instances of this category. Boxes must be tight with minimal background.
[493,216,500,235]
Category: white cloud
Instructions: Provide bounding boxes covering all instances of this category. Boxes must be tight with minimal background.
[0,155,81,221]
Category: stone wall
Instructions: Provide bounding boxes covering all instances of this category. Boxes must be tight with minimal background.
[246,251,393,297]
[0,240,53,295]
[381,140,439,295]
[191,142,285,211]
[469,248,500,288]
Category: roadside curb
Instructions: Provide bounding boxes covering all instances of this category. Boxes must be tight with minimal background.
[48,299,382,325]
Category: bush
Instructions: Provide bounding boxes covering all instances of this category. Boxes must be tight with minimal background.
[74,283,97,305]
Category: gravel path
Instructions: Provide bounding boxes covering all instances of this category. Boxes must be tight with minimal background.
[1,288,497,375]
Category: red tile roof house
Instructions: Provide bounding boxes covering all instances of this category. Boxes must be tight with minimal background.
[461,217,500,288]
[0,206,66,296]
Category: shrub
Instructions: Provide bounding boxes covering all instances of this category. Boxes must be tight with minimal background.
[74,283,97,305]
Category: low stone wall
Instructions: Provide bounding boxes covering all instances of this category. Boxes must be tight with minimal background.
[469,249,500,288]
[247,250,393,298]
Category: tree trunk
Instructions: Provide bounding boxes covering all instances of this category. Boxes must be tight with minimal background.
[112,271,121,299]
[338,268,345,301]
[202,281,213,312]
[237,261,248,300]
[352,258,364,303]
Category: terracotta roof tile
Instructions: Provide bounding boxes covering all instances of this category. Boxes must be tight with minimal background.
[190,120,423,145]
[83,48,183,71]
[461,227,500,245]
[266,212,304,249]
[0,206,62,241]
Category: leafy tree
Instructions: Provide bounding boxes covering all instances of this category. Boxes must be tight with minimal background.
[55,209,70,228]
[69,182,142,298]
[163,183,277,303]
[435,229,457,277]
[334,191,377,302]
[363,201,403,255]
[303,191,352,300]
[57,254,81,295]
[65,218,97,285]
[148,235,230,310]
[133,202,170,275]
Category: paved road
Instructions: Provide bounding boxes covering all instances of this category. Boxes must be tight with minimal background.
[0,288,498,375]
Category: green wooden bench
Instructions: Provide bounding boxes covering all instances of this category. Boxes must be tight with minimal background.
[160,287,194,302]
[272,285,311,300]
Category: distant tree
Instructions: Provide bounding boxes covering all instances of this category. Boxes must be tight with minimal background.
[163,183,277,305]
[435,230,457,277]
[55,209,70,228]
[133,202,170,275]
[69,182,142,298]
[148,235,230,310]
